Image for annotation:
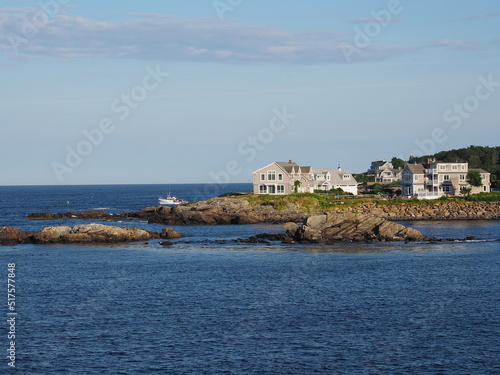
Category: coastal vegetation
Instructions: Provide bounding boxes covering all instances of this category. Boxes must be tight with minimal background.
[227,191,500,212]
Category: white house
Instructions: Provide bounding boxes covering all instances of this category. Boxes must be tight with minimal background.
[367,160,393,175]
[253,160,358,195]
[401,159,491,199]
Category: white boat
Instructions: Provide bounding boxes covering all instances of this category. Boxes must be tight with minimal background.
[158,193,187,205]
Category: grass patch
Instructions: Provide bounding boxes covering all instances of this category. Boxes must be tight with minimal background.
[465,192,500,202]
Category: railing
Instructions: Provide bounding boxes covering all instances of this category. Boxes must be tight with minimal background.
[415,191,442,199]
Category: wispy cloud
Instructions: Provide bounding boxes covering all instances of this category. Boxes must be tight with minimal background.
[431,39,485,51]
[349,17,406,24]
[0,9,414,65]
[452,12,500,21]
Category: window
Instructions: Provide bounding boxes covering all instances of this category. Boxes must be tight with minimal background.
[277,185,285,194]
[461,164,465,170]
[259,185,267,194]
[268,185,276,194]
[403,173,412,183]
[278,174,283,181]
[267,171,276,181]
[414,175,419,181]
[452,165,458,170]
[439,165,446,171]
[443,186,452,193]
[260,173,265,181]
[484,186,487,192]
[459,174,466,181]
[343,174,350,180]
[443,175,450,181]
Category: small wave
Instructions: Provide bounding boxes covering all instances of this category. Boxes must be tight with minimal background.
[463,239,496,243]
[93,207,112,210]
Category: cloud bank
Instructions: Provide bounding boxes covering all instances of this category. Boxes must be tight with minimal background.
[0,9,483,64]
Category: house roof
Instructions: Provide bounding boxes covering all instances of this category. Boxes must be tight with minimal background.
[405,164,425,174]
[375,168,402,176]
[313,168,358,186]
[472,168,490,174]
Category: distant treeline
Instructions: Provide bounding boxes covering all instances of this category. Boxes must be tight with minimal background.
[408,145,500,187]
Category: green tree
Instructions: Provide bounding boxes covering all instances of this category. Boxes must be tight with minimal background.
[460,186,472,197]
[373,183,384,195]
[293,180,302,193]
[467,170,482,187]
[391,157,405,169]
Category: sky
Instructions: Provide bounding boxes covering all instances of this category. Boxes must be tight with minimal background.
[1,0,499,185]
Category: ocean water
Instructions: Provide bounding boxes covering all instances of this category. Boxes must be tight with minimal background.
[1,184,499,374]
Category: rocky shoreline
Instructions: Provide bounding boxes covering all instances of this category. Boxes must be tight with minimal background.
[26,198,500,226]
[2,212,429,246]
[340,201,500,221]
[5,196,497,246]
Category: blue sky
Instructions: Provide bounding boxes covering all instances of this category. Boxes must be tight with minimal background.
[1,0,499,185]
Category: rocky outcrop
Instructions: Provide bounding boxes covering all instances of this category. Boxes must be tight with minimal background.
[122,197,309,225]
[285,213,427,243]
[0,227,34,245]
[0,224,160,245]
[27,210,112,220]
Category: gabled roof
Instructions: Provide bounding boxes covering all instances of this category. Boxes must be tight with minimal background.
[253,161,312,176]
[253,161,297,174]
[472,168,490,174]
[375,168,402,176]
[313,168,358,186]
[405,164,425,174]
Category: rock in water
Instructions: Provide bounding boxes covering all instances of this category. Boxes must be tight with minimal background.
[32,223,159,244]
[0,227,33,245]
[161,228,183,239]
[285,213,427,243]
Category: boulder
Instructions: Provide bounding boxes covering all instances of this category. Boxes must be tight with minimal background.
[161,228,183,239]
[0,227,33,245]
[287,213,427,243]
[284,222,299,239]
[32,226,72,243]
[31,223,159,244]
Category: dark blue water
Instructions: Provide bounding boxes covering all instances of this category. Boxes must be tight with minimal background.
[1,185,499,374]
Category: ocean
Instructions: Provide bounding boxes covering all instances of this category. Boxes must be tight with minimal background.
[1,184,499,374]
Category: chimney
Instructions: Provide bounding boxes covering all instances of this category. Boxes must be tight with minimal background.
[288,159,293,164]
